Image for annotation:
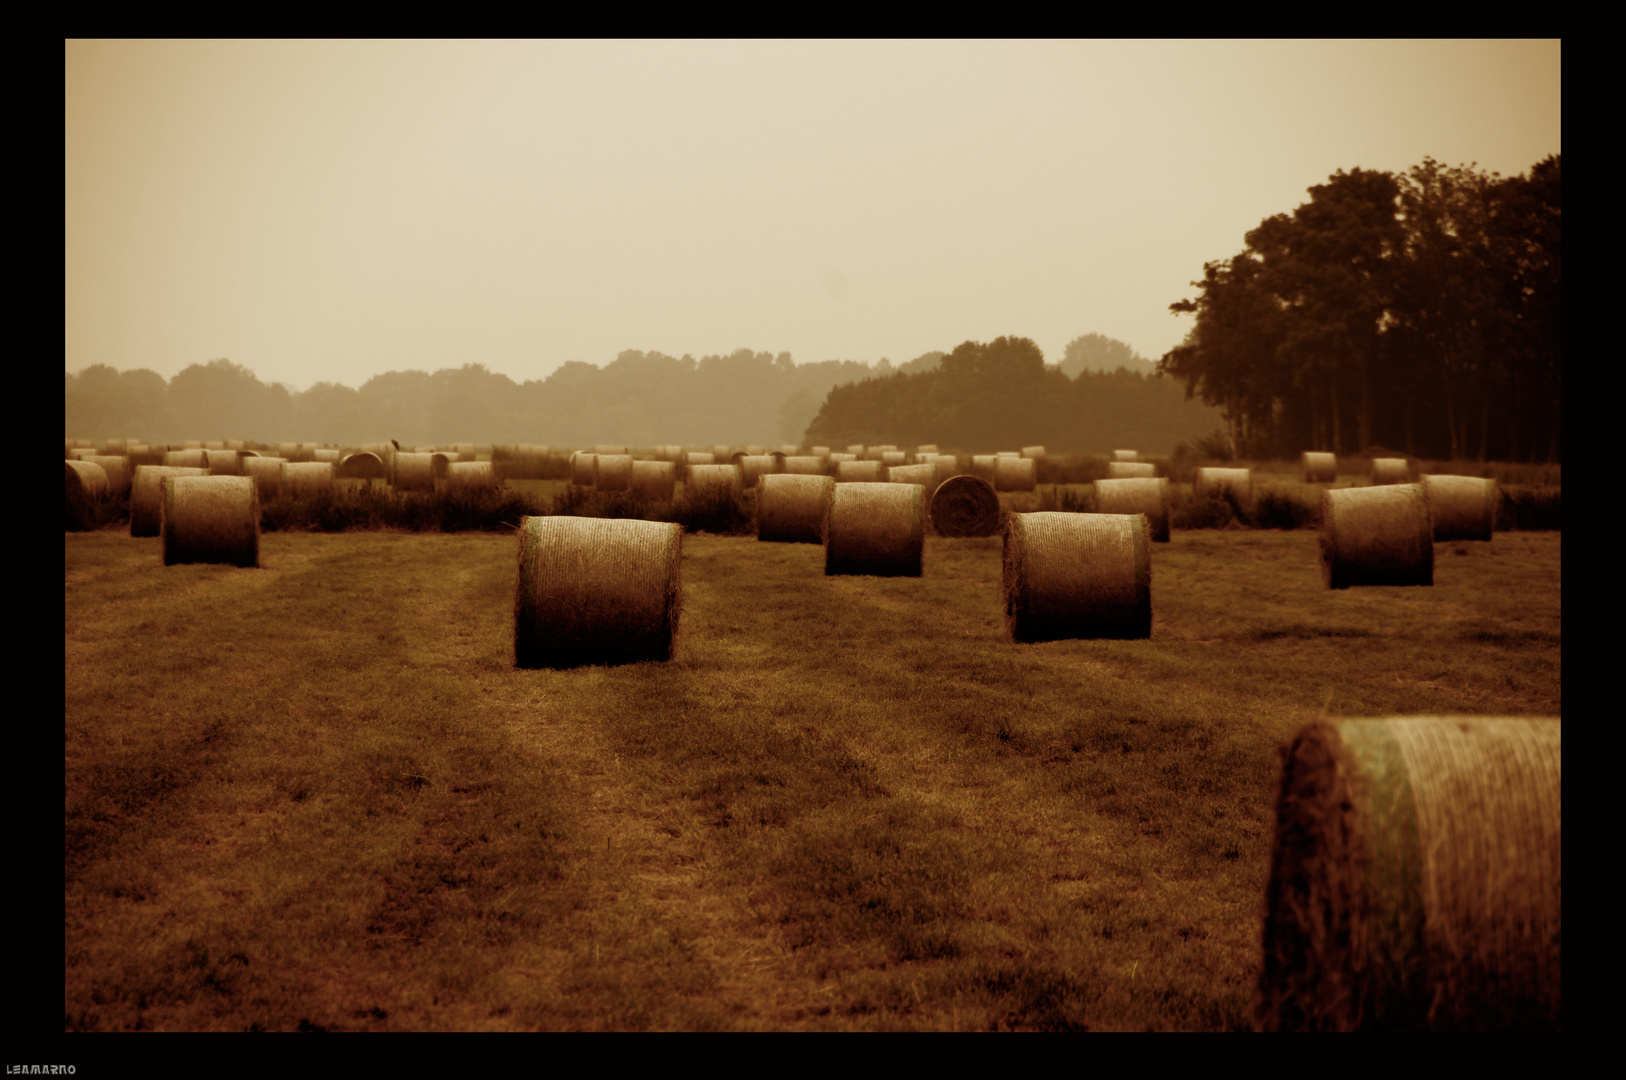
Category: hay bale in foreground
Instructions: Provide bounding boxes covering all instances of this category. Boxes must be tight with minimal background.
[631,460,676,502]
[338,452,388,480]
[281,461,335,495]
[242,456,287,498]
[594,454,633,492]
[571,452,598,487]
[165,449,209,469]
[204,449,242,476]
[758,473,834,543]
[782,455,826,475]
[1319,484,1433,589]
[514,516,682,669]
[66,460,109,529]
[1107,461,1155,479]
[994,456,1037,492]
[130,465,207,536]
[1371,457,1412,485]
[161,475,259,567]
[1095,477,1172,543]
[1194,467,1253,507]
[930,475,1001,538]
[1302,452,1338,483]
[445,461,498,489]
[1258,716,1561,1031]
[836,459,886,483]
[1423,475,1496,542]
[1112,450,1138,462]
[1002,512,1152,641]
[824,482,923,576]
[392,452,438,492]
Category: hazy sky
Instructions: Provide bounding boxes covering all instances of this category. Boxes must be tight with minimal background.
[66,40,1561,391]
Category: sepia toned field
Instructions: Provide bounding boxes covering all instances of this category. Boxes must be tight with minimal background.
[65,527,1560,1030]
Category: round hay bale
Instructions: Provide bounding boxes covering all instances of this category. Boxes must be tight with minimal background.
[1194,467,1254,507]
[445,461,498,490]
[828,452,857,466]
[930,474,1001,538]
[1258,716,1561,1031]
[277,442,300,460]
[242,456,287,498]
[1107,461,1155,479]
[1422,475,1497,543]
[846,445,866,456]
[392,453,438,492]
[1021,445,1046,460]
[84,454,131,492]
[102,439,127,455]
[1002,512,1152,641]
[161,475,259,567]
[970,455,997,483]
[225,439,245,451]
[338,451,388,480]
[594,454,633,492]
[66,460,109,529]
[204,448,242,476]
[312,448,340,465]
[1319,484,1433,589]
[836,459,886,483]
[778,444,799,456]
[203,441,224,451]
[916,444,939,456]
[1112,449,1138,462]
[685,451,716,467]
[631,459,677,502]
[684,463,743,515]
[165,449,209,469]
[571,452,598,487]
[514,516,682,669]
[887,462,938,496]
[712,445,734,462]
[1371,457,1412,485]
[1095,477,1173,543]
[739,454,779,489]
[1302,451,1338,484]
[996,451,1021,459]
[994,456,1037,492]
[745,444,766,457]
[811,446,832,460]
[824,482,923,577]
[447,443,476,462]
[880,451,907,469]
[183,440,204,450]
[281,461,336,496]
[130,465,207,536]
[758,473,835,544]
[782,455,826,475]
[929,454,963,479]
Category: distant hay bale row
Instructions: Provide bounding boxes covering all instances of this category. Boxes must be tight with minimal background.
[994,456,1036,492]
[1003,512,1152,641]
[338,452,388,480]
[282,462,335,495]
[1423,475,1496,542]
[782,456,825,475]
[930,475,1000,538]
[243,457,287,496]
[758,473,834,543]
[1371,457,1412,485]
[130,465,207,536]
[836,459,886,483]
[1113,450,1138,462]
[166,449,210,469]
[594,454,633,491]
[1259,716,1560,1031]
[628,460,676,501]
[514,516,682,669]
[1302,452,1338,483]
[1107,461,1155,479]
[1095,477,1172,543]
[739,455,778,489]
[1021,445,1045,460]
[887,462,938,495]
[162,475,260,567]
[571,452,597,486]
[1319,484,1433,589]
[824,482,923,577]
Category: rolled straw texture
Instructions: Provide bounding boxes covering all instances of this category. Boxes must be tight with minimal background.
[836,459,886,483]
[165,449,209,469]
[739,454,779,489]
[1194,467,1253,506]
[684,464,743,508]
[594,454,633,492]
[161,476,259,567]
[1021,445,1046,460]
[685,452,716,467]
[130,465,207,536]
[338,452,388,480]
[393,453,437,492]
[445,461,497,489]
[1258,716,1561,1031]
[1107,461,1155,479]
[1095,477,1172,543]
[712,446,734,462]
[313,448,341,465]
[85,455,131,492]
[242,456,286,497]
[630,460,677,502]
[1302,452,1338,484]
[1320,484,1433,589]
[880,451,907,469]
[281,462,336,495]
[1002,512,1152,641]
[758,473,834,544]
[824,482,924,576]
[571,452,598,486]
[930,475,1001,538]
[1423,475,1496,542]
[782,455,826,475]
[514,516,682,669]
[1371,457,1412,485]
[66,461,109,528]
[994,456,1037,492]
[1113,450,1138,462]
[887,462,938,496]
[204,449,242,476]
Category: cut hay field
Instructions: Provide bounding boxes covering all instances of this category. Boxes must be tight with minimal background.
[65,528,1560,1031]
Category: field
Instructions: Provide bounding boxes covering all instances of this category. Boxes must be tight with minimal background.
[65,523,1560,1031]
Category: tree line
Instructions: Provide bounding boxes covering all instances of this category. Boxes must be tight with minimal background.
[1160,156,1561,462]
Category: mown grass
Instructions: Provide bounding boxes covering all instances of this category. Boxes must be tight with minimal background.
[65,525,1559,1030]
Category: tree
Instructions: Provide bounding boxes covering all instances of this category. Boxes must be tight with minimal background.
[1057,334,1156,378]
